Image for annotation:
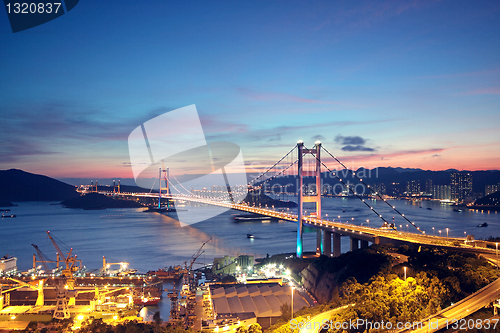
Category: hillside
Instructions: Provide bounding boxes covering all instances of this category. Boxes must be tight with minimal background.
[61,193,144,210]
[473,190,500,207]
[0,169,79,202]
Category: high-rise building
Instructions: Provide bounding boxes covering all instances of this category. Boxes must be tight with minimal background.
[451,172,473,202]
[406,180,420,196]
[433,185,451,200]
[425,179,433,195]
[485,184,499,196]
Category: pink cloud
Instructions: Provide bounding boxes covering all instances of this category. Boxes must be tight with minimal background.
[236,87,347,105]
[200,115,249,133]
[464,87,500,96]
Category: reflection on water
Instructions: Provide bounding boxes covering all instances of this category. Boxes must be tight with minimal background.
[2,199,499,320]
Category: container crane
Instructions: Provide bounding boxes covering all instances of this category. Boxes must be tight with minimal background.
[45,231,81,290]
[32,243,59,274]
[189,238,211,271]
[102,256,131,275]
[4,277,47,307]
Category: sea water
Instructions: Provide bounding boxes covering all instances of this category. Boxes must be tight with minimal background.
[1,198,499,319]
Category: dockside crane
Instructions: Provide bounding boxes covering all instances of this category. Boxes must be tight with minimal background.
[32,243,59,274]
[45,231,81,290]
[3,277,47,307]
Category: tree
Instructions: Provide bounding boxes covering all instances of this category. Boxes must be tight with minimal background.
[236,326,248,333]
[280,303,292,321]
[153,311,162,333]
[248,323,262,333]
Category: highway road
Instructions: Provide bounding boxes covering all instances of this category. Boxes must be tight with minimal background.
[396,278,500,333]
[298,304,352,333]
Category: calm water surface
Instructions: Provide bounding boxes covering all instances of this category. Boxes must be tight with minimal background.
[1,198,499,319]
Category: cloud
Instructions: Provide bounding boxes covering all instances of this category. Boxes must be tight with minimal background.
[331,148,446,162]
[335,135,366,145]
[335,135,376,152]
[236,87,348,105]
[200,115,249,134]
[341,145,375,152]
[463,87,500,96]
[312,135,325,141]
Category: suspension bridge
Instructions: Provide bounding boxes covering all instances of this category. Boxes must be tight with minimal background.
[110,141,499,258]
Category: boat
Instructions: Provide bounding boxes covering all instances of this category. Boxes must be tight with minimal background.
[427,207,432,210]
[134,296,160,306]
[233,214,273,222]
[380,221,396,231]
[147,267,183,279]
[453,208,463,213]
[477,223,488,228]
[247,228,255,238]
[1,214,16,218]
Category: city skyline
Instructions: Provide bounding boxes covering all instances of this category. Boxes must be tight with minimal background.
[1,1,499,179]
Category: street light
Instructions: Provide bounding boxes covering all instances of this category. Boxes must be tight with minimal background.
[446,228,449,238]
[496,243,498,271]
[291,285,295,320]
[439,230,442,237]
[432,227,435,235]
[406,224,409,232]
[464,231,466,238]
[404,267,407,281]
[367,219,369,228]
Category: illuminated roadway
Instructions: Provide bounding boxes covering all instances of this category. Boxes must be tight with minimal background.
[298,304,352,333]
[119,192,500,256]
[117,192,500,332]
[395,277,500,333]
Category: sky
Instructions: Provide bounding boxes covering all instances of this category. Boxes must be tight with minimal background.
[1,0,499,183]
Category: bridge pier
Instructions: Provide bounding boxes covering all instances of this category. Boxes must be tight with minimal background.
[350,237,359,251]
[333,233,341,257]
[360,240,369,249]
[316,230,324,255]
[323,231,332,256]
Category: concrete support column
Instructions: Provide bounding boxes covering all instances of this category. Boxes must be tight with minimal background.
[360,240,369,249]
[350,237,359,251]
[324,231,332,256]
[316,229,323,255]
[333,232,341,257]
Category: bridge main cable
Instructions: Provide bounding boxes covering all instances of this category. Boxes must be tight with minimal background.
[321,145,423,234]
[248,146,297,187]
[302,146,396,231]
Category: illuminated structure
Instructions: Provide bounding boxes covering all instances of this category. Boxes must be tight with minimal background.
[296,140,322,258]
[451,172,473,202]
[433,185,451,201]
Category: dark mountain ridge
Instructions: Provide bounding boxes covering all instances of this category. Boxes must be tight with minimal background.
[0,169,79,201]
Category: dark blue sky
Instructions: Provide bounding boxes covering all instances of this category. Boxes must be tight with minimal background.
[1,1,499,178]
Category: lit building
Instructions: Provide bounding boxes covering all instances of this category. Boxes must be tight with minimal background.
[424,179,433,195]
[406,180,420,196]
[213,255,254,275]
[451,172,473,202]
[0,255,17,275]
[485,184,499,196]
[433,185,451,200]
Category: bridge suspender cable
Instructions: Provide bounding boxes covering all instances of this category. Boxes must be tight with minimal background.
[299,145,396,231]
[248,146,297,186]
[320,146,423,234]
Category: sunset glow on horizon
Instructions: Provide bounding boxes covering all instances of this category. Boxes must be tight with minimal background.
[1,1,499,180]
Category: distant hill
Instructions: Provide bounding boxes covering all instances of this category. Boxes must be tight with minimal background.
[474,191,500,206]
[61,193,144,210]
[262,167,500,195]
[0,169,79,202]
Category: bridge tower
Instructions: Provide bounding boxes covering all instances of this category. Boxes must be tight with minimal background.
[297,140,323,258]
